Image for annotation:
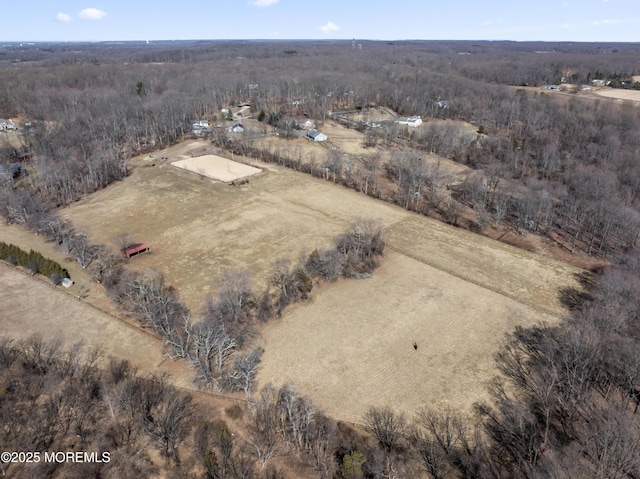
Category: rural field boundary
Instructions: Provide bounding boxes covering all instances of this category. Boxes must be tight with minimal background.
[386,244,564,319]
[0,260,159,339]
[1,260,368,424]
[1,260,370,427]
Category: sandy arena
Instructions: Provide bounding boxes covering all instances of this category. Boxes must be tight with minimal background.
[172,154,262,182]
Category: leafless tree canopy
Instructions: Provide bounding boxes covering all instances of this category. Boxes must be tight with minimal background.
[3,39,640,478]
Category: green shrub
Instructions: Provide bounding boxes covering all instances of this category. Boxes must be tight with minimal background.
[0,241,69,280]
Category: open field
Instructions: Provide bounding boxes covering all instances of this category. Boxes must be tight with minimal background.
[0,263,192,388]
[0,131,24,150]
[61,140,407,311]
[593,88,640,102]
[53,139,585,421]
[172,154,263,182]
[336,107,399,123]
[259,250,556,422]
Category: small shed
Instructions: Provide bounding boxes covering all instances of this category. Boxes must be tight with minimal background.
[306,129,327,142]
[61,278,74,288]
[121,243,150,259]
[229,123,245,133]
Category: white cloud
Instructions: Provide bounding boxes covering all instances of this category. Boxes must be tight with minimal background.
[319,21,339,33]
[56,13,72,23]
[78,8,107,20]
[592,19,620,25]
[249,0,279,6]
[481,18,504,27]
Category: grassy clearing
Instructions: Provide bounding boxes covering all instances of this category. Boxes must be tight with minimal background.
[258,250,556,423]
[54,139,585,421]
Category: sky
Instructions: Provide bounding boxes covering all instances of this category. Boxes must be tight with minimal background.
[1,0,639,43]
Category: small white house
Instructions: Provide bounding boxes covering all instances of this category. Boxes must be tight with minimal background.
[229,123,245,133]
[306,129,327,142]
[396,116,423,127]
[0,119,16,130]
[193,120,209,129]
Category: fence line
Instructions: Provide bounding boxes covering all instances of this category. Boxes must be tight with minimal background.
[0,259,160,340]
[386,244,563,319]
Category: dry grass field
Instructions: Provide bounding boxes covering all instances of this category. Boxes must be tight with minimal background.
[258,250,556,423]
[337,108,398,123]
[593,88,640,102]
[62,140,406,311]
[54,138,585,422]
[0,263,192,388]
[246,118,473,181]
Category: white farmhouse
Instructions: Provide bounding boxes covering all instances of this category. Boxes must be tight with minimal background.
[193,120,209,129]
[0,119,16,130]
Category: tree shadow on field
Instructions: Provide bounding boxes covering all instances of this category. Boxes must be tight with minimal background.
[558,271,596,310]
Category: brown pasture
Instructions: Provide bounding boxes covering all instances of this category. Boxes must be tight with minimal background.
[54,138,584,422]
[258,250,556,423]
[62,140,407,311]
[593,88,640,103]
[0,263,193,388]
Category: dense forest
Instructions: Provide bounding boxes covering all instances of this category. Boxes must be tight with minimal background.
[1,40,640,478]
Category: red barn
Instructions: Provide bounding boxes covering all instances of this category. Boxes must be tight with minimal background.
[121,243,150,259]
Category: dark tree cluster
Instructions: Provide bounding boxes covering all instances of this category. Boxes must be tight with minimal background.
[0,336,194,478]
[471,252,640,478]
[0,240,68,281]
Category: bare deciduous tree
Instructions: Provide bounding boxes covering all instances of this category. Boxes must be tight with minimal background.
[363,406,406,453]
[229,347,263,403]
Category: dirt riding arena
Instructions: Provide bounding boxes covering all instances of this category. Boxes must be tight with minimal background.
[172,154,262,182]
[53,139,584,422]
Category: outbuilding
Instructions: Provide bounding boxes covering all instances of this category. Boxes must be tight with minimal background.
[0,119,16,130]
[121,243,150,259]
[306,129,327,142]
